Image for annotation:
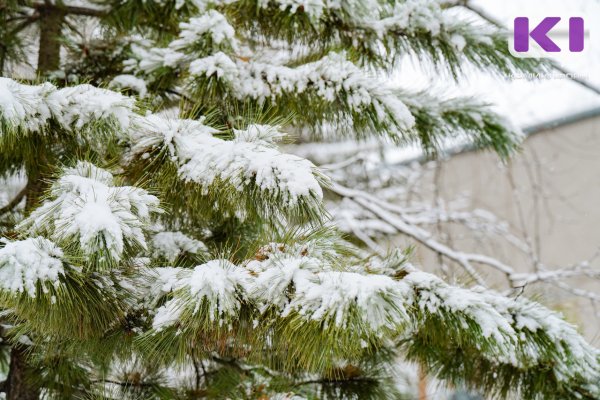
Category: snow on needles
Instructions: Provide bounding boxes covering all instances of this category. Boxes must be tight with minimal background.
[1,78,325,214]
[188,52,415,130]
[0,237,65,297]
[171,10,236,49]
[109,74,148,97]
[152,260,251,330]
[126,9,235,76]
[0,78,135,133]
[249,254,411,332]
[18,162,160,263]
[151,231,208,262]
[286,269,411,331]
[146,252,600,382]
[130,115,324,206]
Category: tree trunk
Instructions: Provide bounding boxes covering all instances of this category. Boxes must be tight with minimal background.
[3,7,66,400]
[37,4,65,74]
[418,365,427,400]
[5,347,40,400]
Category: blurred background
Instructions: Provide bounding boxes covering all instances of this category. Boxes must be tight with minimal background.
[293,0,600,354]
[394,0,600,346]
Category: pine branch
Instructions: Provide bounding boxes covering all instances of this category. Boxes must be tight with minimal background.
[0,183,27,216]
[89,379,155,388]
[30,2,107,17]
[294,376,379,387]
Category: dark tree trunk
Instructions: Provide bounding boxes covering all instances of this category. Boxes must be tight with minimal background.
[37,4,65,74]
[4,6,67,400]
[6,347,39,400]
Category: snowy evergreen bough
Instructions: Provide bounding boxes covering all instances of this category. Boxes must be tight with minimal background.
[0,0,598,399]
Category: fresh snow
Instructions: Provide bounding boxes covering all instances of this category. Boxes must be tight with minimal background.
[188,52,415,130]
[109,74,148,97]
[0,237,64,297]
[140,246,600,384]
[1,78,327,213]
[286,270,410,330]
[188,260,250,317]
[153,298,186,330]
[0,78,135,132]
[233,124,287,146]
[18,161,160,262]
[151,231,208,262]
[404,271,516,346]
[0,78,55,131]
[127,45,188,74]
[171,10,236,49]
[129,115,324,205]
[152,260,251,329]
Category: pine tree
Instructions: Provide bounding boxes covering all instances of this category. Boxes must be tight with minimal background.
[1,0,599,399]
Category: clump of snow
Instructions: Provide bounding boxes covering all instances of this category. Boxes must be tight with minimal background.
[0,78,57,131]
[233,124,286,146]
[109,74,148,97]
[188,51,236,78]
[478,290,600,382]
[153,298,186,330]
[126,45,188,76]
[249,255,322,310]
[404,271,516,346]
[188,260,251,318]
[140,266,188,311]
[402,269,600,378]
[151,260,251,329]
[62,161,114,185]
[171,10,236,49]
[18,161,160,262]
[128,114,218,156]
[367,0,443,38]
[450,34,467,52]
[288,270,410,329]
[50,84,135,131]
[0,237,64,297]
[151,231,208,262]
[126,9,239,78]
[129,115,324,206]
[249,253,410,330]
[0,78,135,133]
[188,52,415,130]
[152,267,187,295]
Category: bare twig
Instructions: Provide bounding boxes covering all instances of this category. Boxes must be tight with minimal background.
[329,182,600,296]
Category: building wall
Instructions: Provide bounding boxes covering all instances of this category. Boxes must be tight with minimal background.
[409,115,600,345]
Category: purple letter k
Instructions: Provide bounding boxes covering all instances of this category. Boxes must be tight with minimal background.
[514,17,561,52]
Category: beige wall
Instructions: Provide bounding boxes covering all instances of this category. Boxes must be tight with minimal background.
[408,115,600,345]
